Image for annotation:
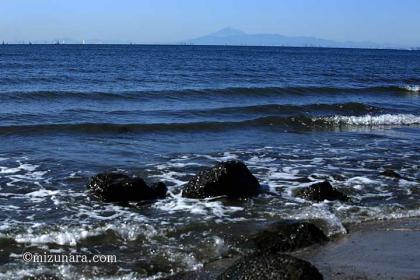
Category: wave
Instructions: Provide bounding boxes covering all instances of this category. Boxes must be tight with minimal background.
[0,85,417,101]
[404,85,420,92]
[319,114,420,126]
[186,102,378,115]
[58,102,378,116]
[0,114,418,135]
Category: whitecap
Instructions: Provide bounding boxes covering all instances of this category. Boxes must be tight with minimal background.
[404,85,420,92]
[321,114,420,126]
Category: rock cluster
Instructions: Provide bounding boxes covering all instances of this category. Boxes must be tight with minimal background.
[85,159,360,279]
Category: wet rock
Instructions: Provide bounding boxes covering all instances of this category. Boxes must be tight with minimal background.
[249,221,328,253]
[380,169,401,179]
[182,160,260,199]
[159,271,211,280]
[87,173,167,202]
[293,180,348,202]
[0,237,18,264]
[218,253,323,280]
[22,274,61,280]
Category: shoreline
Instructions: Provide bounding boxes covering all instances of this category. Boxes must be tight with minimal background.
[292,217,420,280]
[159,217,420,279]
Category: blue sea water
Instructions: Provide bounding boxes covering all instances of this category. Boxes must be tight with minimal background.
[0,45,419,279]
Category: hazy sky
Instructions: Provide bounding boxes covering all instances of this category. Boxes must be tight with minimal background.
[1,0,419,45]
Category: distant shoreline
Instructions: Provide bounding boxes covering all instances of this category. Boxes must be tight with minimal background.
[1,43,419,51]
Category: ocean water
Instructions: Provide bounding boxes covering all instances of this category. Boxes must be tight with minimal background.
[0,45,419,279]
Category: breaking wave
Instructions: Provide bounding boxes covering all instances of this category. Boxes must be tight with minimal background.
[321,114,420,126]
[0,114,418,135]
[404,85,420,92]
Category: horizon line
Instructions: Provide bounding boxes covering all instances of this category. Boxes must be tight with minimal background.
[1,42,419,51]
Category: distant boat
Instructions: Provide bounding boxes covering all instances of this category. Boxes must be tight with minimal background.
[82,40,85,45]
[29,41,32,45]
[55,41,60,45]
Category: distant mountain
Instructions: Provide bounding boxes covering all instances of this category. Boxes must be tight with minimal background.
[180,27,406,49]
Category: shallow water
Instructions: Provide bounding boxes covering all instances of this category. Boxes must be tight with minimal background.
[0,45,419,279]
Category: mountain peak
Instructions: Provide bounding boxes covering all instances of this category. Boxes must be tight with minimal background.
[182,28,404,49]
[209,27,246,37]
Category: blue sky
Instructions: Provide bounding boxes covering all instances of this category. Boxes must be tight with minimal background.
[1,0,419,45]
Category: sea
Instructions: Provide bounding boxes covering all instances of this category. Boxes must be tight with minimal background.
[0,45,419,279]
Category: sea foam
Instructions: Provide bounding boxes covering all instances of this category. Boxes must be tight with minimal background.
[404,85,420,92]
[322,114,420,126]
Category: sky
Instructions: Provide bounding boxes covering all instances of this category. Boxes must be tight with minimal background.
[1,0,419,46]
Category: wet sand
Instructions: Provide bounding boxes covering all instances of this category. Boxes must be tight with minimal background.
[293,218,420,280]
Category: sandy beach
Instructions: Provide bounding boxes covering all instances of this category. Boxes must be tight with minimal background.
[293,218,420,280]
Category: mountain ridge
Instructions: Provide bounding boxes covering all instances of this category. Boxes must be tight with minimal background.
[180,27,409,49]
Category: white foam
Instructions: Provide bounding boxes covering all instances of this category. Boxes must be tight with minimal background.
[311,158,324,164]
[346,176,379,185]
[202,152,238,161]
[267,167,300,180]
[322,114,420,126]
[247,156,276,164]
[0,161,39,174]
[25,189,60,203]
[153,192,243,218]
[212,236,227,256]
[150,171,188,188]
[26,189,60,197]
[13,221,158,246]
[404,85,420,92]
[164,162,204,168]
[398,179,418,187]
[352,184,364,190]
[0,167,19,174]
[288,205,347,236]
[15,229,91,246]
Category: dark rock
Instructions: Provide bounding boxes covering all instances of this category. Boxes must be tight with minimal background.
[87,173,167,202]
[22,274,61,280]
[380,169,401,179]
[250,221,328,253]
[218,253,323,280]
[293,180,348,202]
[159,271,211,280]
[182,160,260,199]
[0,237,18,264]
